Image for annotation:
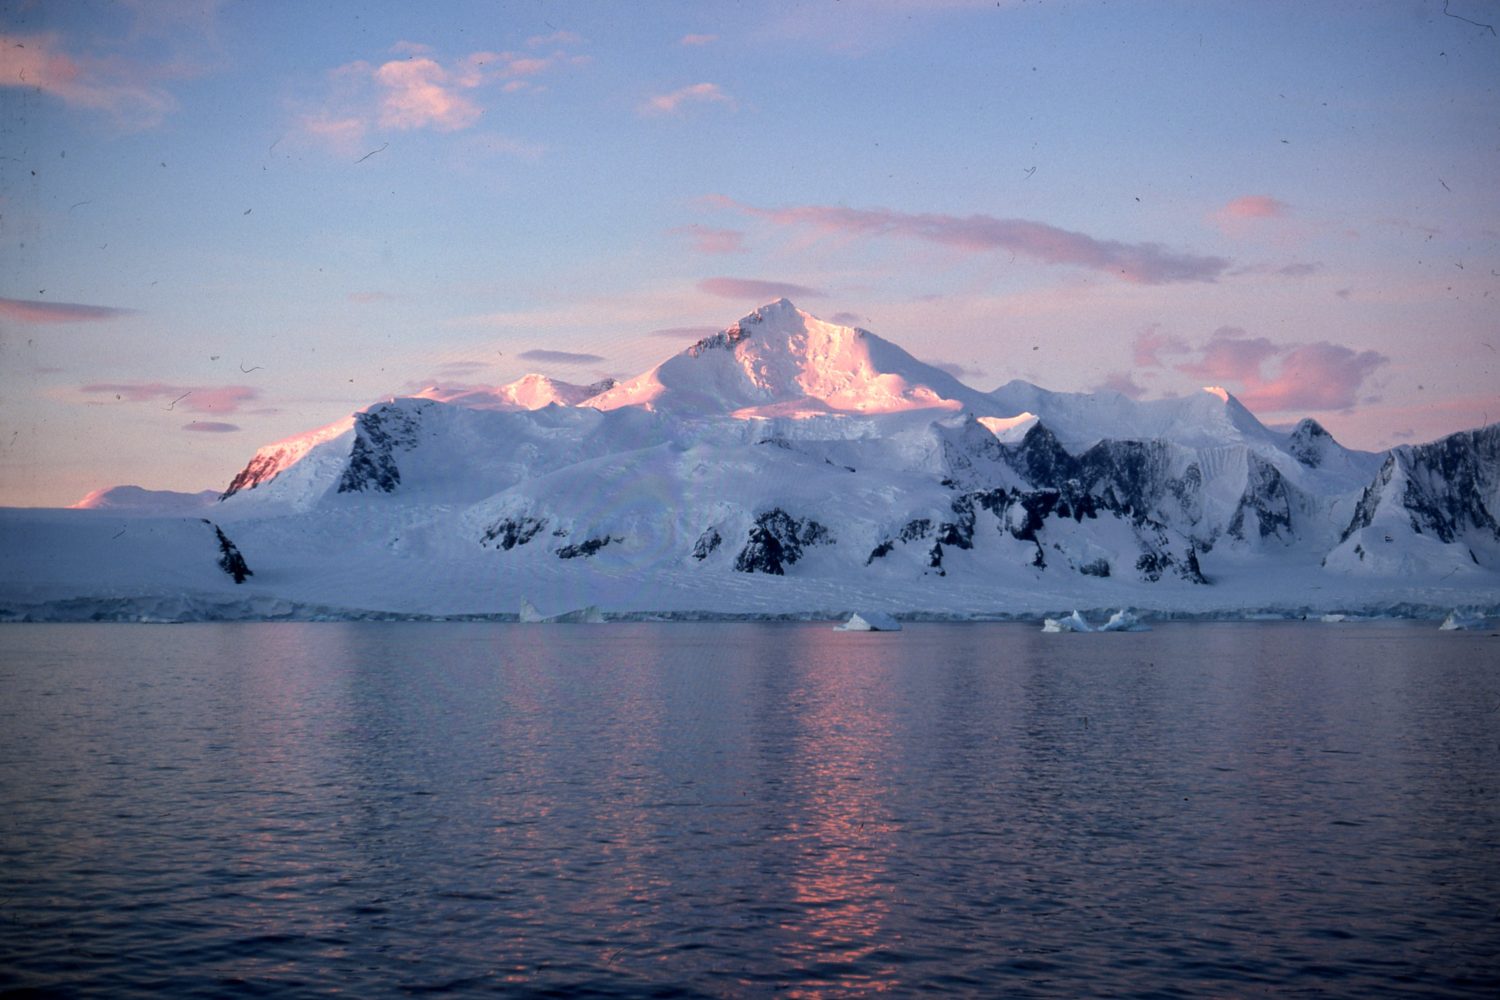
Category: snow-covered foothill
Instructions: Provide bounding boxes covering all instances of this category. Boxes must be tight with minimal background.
[70,485,220,513]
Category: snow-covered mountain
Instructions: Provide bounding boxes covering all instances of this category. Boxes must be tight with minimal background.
[3,300,1497,621]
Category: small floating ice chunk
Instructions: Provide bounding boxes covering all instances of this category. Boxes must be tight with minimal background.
[1439,609,1486,631]
[835,611,902,631]
[1041,610,1092,633]
[1099,609,1150,632]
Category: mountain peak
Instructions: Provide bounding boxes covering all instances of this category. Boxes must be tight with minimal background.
[588,300,981,418]
[743,297,802,324]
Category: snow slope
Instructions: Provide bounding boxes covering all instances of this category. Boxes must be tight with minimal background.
[3,301,1496,622]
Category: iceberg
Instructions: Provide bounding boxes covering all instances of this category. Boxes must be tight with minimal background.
[835,611,903,631]
[519,598,606,624]
[1041,610,1093,633]
[1439,609,1487,630]
[1099,608,1151,632]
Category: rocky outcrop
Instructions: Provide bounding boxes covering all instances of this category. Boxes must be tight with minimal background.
[338,403,427,494]
[734,509,832,575]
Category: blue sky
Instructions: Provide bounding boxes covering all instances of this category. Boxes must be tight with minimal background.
[2,0,1497,505]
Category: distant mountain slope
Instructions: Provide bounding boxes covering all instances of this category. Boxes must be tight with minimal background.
[6,300,1495,620]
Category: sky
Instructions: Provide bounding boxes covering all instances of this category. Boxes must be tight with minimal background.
[1,0,1497,507]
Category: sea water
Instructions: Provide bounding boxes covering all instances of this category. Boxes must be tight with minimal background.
[1,621,1497,997]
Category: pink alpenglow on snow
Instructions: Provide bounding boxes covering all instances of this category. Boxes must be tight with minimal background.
[586,300,978,418]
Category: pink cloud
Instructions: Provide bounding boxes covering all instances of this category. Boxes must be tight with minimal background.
[715,198,1229,284]
[673,225,745,254]
[1220,195,1289,220]
[1176,327,1281,383]
[0,296,136,324]
[1235,342,1388,413]
[681,34,719,46]
[303,40,584,147]
[1131,325,1188,367]
[80,383,259,414]
[698,278,826,301]
[0,32,177,129]
[348,290,397,303]
[1171,327,1388,414]
[640,82,735,116]
[183,421,240,433]
[375,57,481,130]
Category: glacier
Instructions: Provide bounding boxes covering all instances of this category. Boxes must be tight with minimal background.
[3,299,1497,623]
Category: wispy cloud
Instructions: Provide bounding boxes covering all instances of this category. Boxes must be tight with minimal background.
[80,383,259,414]
[1213,195,1294,237]
[0,296,137,324]
[1219,195,1289,220]
[681,34,719,46]
[517,349,607,365]
[697,277,826,301]
[673,225,745,254]
[713,198,1230,284]
[639,82,735,116]
[1096,372,1149,399]
[348,290,397,303]
[927,359,985,382]
[0,32,178,129]
[183,421,240,433]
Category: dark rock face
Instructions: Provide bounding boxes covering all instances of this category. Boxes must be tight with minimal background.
[204,521,252,583]
[1340,425,1500,547]
[557,536,616,559]
[734,509,832,575]
[1007,423,1078,485]
[482,516,548,550]
[1341,455,1395,542]
[1287,418,1331,467]
[692,527,722,560]
[1227,455,1295,542]
[220,452,283,500]
[338,404,427,494]
[687,324,750,357]
[1076,439,1174,523]
[1399,425,1500,543]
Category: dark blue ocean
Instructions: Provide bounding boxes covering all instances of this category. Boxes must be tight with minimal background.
[2,621,1498,997]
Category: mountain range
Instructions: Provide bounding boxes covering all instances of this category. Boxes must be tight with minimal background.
[3,299,1496,621]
